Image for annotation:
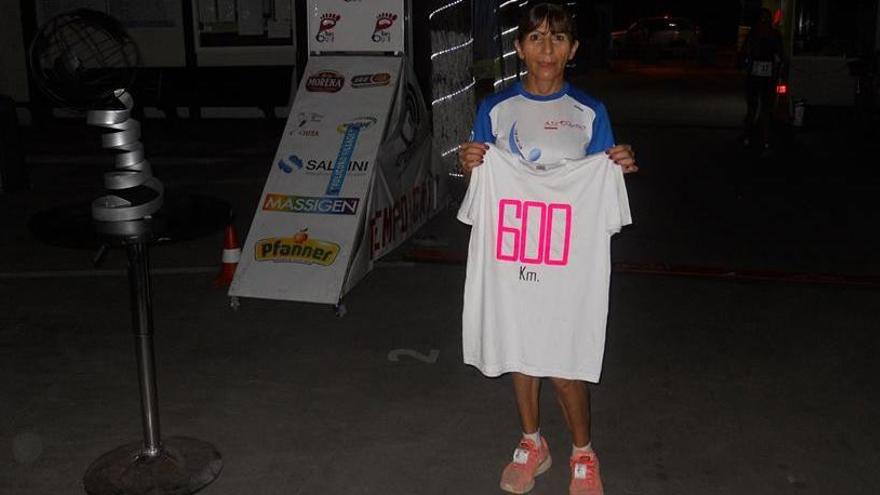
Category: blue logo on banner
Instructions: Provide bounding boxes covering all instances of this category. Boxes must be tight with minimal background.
[325,124,362,196]
[277,154,303,174]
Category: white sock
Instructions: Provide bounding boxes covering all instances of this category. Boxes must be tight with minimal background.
[523,430,541,446]
[572,442,593,456]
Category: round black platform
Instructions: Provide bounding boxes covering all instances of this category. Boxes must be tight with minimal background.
[83,436,222,495]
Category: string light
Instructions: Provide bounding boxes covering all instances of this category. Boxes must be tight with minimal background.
[431,37,474,60]
[441,145,460,157]
[432,77,476,106]
[493,71,528,88]
[494,26,519,41]
[429,0,475,177]
[429,0,465,20]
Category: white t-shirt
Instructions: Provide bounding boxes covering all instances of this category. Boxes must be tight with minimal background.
[457,145,632,382]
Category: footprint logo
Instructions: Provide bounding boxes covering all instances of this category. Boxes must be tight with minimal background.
[316,13,341,42]
[371,12,398,42]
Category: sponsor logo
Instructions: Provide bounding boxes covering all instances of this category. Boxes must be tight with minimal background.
[326,123,364,195]
[256,230,340,266]
[297,112,324,127]
[295,112,324,137]
[305,160,370,172]
[277,154,304,173]
[315,13,341,43]
[305,159,370,173]
[351,73,392,88]
[544,120,587,131]
[262,194,360,215]
[336,116,377,133]
[371,12,398,42]
[306,70,345,92]
[277,155,370,176]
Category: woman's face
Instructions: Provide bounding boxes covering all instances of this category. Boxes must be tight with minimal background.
[515,21,579,85]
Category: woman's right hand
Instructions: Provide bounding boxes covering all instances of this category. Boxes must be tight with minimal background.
[458,142,489,175]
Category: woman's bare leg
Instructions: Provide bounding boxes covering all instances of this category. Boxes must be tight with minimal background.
[550,377,591,447]
[512,372,541,433]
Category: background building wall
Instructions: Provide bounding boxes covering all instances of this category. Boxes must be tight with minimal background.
[0,0,30,101]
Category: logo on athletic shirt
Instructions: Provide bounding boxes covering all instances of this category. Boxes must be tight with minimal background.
[508,122,542,162]
[544,120,586,131]
[315,13,341,43]
[306,71,345,92]
[371,12,398,42]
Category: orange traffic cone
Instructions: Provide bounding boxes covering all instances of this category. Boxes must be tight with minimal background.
[214,223,241,288]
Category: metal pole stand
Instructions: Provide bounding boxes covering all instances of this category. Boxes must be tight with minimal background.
[82,93,222,494]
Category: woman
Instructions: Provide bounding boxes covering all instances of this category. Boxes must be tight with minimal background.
[458,4,636,495]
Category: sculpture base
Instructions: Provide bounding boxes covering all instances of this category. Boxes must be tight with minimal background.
[83,436,222,495]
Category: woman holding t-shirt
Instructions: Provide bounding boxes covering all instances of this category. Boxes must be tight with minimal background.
[458,4,637,495]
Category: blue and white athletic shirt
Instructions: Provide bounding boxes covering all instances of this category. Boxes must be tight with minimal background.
[471,81,615,165]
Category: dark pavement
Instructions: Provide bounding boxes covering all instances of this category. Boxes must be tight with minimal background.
[2,58,879,494]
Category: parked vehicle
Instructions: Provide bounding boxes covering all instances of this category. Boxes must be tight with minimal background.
[612,16,702,59]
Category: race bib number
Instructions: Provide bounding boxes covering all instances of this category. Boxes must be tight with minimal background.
[751,61,773,77]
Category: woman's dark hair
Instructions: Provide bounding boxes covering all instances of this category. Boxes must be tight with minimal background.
[517,3,578,43]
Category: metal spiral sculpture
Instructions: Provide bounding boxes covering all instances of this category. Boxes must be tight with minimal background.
[87,90,164,223]
[28,10,222,494]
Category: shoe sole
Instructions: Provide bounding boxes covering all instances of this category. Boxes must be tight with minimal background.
[499,455,553,494]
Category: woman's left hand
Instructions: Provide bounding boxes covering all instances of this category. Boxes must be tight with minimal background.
[606,144,639,174]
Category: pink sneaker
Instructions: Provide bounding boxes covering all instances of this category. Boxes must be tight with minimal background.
[499,437,552,494]
[569,451,604,495]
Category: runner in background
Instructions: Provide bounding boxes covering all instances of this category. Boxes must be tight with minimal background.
[739,8,784,149]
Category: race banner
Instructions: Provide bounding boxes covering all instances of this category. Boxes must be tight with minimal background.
[307,0,405,53]
[367,61,445,260]
[230,55,403,304]
[369,136,442,260]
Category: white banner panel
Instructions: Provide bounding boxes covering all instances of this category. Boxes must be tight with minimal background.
[369,135,442,260]
[230,55,403,304]
[307,0,404,53]
[367,61,444,260]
